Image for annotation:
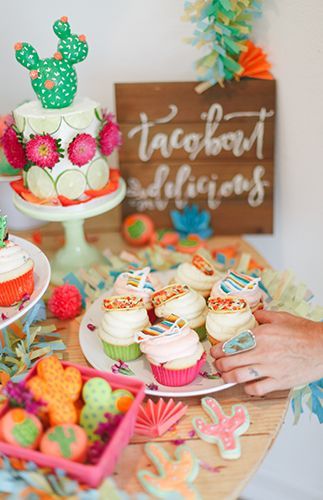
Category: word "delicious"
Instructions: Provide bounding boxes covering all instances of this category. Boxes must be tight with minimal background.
[128,103,274,162]
[126,164,269,211]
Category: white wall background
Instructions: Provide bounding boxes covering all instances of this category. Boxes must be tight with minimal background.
[0,1,322,498]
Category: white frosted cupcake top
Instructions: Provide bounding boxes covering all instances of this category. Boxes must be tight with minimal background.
[175,254,222,294]
[99,303,150,346]
[154,286,207,325]
[206,297,257,342]
[0,240,33,282]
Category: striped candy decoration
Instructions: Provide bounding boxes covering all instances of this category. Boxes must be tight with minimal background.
[126,267,155,292]
[136,314,188,343]
[220,271,260,294]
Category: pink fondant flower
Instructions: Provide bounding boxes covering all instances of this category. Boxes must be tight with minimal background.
[98,113,122,156]
[68,133,96,166]
[26,134,61,168]
[2,126,26,169]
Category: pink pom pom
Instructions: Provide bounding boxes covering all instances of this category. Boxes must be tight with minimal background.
[48,284,82,320]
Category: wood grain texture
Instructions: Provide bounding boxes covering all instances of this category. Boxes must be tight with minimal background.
[11,222,289,499]
[115,80,276,234]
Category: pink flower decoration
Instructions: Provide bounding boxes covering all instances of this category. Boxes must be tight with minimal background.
[26,134,60,168]
[48,284,82,320]
[98,113,122,156]
[2,126,26,169]
[68,133,96,166]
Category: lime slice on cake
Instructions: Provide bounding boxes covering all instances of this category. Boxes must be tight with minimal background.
[26,166,56,199]
[13,112,25,133]
[28,116,62,134]
[86,158,110,190]
[64,109,94,130]
[56,170,86,199]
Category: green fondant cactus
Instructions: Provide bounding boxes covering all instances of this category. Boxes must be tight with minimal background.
[15,16,88,109]
[48,426,76,458]
[12,418,38,447]
[0,215,8,248]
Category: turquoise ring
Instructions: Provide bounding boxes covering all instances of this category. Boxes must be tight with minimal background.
[222,330,256,356]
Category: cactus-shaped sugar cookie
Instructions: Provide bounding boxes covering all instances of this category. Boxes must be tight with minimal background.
[15,16,88,109]
[80,377,112,441]
[47,425,76,458]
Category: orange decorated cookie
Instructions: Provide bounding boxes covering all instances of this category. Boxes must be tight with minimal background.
[0,408,42,449]
[40,424,88,462]
[27,356,82,426]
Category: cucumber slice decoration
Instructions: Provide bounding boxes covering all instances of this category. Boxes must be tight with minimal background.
[13,112,25,133]
[56,169,86,199]
[26,166,56,199]
[28,116,62,135]
[64,109,94,130]
[86,157,110,190]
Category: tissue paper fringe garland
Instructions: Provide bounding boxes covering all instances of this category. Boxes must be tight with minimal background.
[183,0,273,91]
[0,300,66,384]
[0,455,130,500]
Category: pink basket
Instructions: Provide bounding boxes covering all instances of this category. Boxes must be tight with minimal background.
[0,361,145,488]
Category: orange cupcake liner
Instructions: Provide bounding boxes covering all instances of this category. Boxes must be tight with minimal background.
[0,268,34,307]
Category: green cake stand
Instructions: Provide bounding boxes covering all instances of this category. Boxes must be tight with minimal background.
[13,179,126,285]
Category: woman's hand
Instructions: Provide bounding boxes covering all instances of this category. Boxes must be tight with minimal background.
[210,310,323,396]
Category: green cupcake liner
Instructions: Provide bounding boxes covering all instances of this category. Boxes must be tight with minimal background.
[195,324,207,341]
[102,341,141,361]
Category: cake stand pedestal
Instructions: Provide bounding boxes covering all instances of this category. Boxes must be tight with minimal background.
[13,179,126,284]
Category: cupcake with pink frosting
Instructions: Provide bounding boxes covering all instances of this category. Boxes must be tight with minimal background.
[137,314,206,387]
[210,270,264,312]
[112,267,162,323]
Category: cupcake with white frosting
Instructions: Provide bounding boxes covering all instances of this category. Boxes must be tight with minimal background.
[0,220,34,307]
[210,270,264,312]
[112,267,162,323]
[175,253,222,298]
[152,284,208,340]
[99,295,150,361]
[137,314,206,386]
[206,297,257,346]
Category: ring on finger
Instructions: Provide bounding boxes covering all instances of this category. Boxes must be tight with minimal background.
[222,330,256,356]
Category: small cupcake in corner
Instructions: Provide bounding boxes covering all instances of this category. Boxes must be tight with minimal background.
[152,283,208,341]
[112,266,162,323]
[210,270,264,312]
[0,215,34,307]
[99,295,150,361]
[137,314,206,387]
[206,296,257,346]
[174,253,222,298]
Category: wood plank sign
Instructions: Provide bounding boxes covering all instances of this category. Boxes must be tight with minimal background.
[115,80,275,234]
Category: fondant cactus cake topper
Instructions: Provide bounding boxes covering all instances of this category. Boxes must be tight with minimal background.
[14,16,88,109]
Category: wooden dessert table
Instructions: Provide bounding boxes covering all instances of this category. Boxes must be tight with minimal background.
[17,211,290,500]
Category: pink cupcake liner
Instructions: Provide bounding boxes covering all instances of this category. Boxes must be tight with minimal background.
[150,352,207,387]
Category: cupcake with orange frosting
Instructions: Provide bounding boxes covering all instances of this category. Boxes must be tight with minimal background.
[137,314,206,386]
[99,295,150,361]
[210,270,264,312]
[0,215,34,307]
[206,296,257,346]
[174,253,222,298]
[112,267,162,323]
[152,284,208,341]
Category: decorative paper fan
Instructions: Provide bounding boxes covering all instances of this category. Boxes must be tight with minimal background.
[238,40,273,80]
[135,398,188,437]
